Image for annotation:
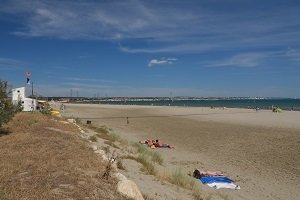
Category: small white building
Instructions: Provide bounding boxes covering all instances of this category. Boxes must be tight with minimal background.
[11,87,37,111]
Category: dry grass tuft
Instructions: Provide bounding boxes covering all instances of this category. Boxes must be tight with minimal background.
[117,160,125,170]
[133,143,163,165]
[102,152,118,180]
[158,168,197,191]
[123,155,156,176]
[0,112,126,200]
[89,135,98,142]
[104,140,120,149]
[0,190,8,200]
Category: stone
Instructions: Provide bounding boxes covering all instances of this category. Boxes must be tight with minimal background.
[117,179,144,200]
[91,145,98,151]
[94,149,105,155]
[114,172,127,181]
[67,118,76,124]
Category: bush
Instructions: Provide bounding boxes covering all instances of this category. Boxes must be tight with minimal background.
[0,80,20,128]
[89,135,98,142]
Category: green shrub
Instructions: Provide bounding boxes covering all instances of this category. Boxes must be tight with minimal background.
[151,151,163,165]
[133,143,163,165]
[89,135,97,142]
[167,168,196,189]
[0,80,20,127]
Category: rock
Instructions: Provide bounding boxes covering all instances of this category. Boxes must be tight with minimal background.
[91,145,98,151]
[114,172,127,181]
[101,154,109,161]
[117,179,144,200]
[67,118,76,124]
[94,149,105,155]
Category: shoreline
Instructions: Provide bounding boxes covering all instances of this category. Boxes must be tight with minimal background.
[69,98,300,111]
[61,103,300,200]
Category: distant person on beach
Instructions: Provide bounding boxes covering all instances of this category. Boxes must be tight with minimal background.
[193,169,224,179]
[60,104,65,113]
[140,139,174,148]
[154,139,174,148]
[139,139,155,147]
[272,106,277,112]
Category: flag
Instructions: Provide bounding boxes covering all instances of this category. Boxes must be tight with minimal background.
[27,78,31,85]
[26,71,31,77]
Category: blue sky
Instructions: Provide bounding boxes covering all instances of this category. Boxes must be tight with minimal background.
[0,0,300,97]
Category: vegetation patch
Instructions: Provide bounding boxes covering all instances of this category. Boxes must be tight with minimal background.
[116,160,125,170]
[133,143,163,165]
[89,135,98,142]
[122,155,156,176]
[161,168,196,190]
[0,112,124,200]
[0,190,8,200]
[104,140,120,149]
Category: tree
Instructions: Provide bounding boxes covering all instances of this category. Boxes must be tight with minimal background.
[0,80,21,127]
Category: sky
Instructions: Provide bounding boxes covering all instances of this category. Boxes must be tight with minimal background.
[0,0,300,98]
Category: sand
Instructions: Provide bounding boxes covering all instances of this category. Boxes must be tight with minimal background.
[62,103,300,200]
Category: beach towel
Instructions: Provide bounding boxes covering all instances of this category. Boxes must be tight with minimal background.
[200,176,233,184]
[206,182,240,190]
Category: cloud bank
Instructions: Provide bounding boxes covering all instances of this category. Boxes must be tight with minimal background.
[1,0,300,53]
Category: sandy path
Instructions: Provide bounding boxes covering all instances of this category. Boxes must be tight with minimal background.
[62,104,300,200]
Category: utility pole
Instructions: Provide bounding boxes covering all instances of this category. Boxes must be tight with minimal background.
[31,81,34,112]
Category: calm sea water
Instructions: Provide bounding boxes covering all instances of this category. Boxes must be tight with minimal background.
[84,99,300,111]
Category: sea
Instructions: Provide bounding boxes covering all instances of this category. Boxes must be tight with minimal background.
[83,99,300,111]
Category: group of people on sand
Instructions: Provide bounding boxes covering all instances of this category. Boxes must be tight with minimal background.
[139,139,174,149]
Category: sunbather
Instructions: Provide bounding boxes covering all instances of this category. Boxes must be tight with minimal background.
[139,139,154,146]
[140,139,174,148]
[193,169,224,179]
[154,139,174,148]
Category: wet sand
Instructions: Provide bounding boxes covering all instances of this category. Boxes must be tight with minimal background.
[63,104,300,200]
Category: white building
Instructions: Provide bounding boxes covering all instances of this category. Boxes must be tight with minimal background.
[11,87,37,111]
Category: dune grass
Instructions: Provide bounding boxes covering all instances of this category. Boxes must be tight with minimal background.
[122,155,156,176]
[133,143,163,165]
[104,140,120,149]
[89,135,98,142]
[0,112,125,200]
[162,168,196,190]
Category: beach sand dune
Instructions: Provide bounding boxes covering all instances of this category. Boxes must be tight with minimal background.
[64,104,300,200]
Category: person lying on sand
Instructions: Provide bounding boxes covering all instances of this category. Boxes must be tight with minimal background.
[139,139,174,148]
[139,139,155,146]
[193,169,224,179]
[154,139,174,148]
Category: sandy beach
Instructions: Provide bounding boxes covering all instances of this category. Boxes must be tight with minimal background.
[63,104,300,200]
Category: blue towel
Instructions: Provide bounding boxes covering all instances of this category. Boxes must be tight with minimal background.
[200,176,233,184]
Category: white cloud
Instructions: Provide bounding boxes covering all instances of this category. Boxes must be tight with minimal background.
[148,58,177,67]
[205,53,266,68]
[1,0,300,53]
